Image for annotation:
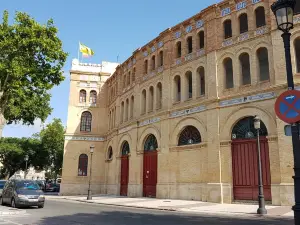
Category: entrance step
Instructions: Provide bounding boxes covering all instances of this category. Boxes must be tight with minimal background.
[232,200,272,205]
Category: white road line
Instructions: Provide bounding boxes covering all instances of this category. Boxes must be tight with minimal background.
[0,219,23,225]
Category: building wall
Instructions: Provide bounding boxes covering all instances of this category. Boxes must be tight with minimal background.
[61,0,300,206]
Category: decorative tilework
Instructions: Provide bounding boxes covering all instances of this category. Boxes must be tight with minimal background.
[255,27,266,35]
[158,41,164,48]
[219,92,276,107]
[294,16,300,24]
[238,33,249,42]
[196,20,204,29]
[185,53,193,61]
[65,136,105,142]
[252,0,260,4]
[176,58,182,65]
[138,117,160,127]
[236,1,247,11]
[197,49,205,57]
[221,7,231,17]
[158,66,164,73]
[143,51,148,57]
[222,39,233,47]
[151,46,156,53]
[175,31,181,39]
[170,105,206,118]
[186,25,192,33]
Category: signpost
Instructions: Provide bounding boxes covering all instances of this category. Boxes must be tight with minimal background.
[275,90,300,124]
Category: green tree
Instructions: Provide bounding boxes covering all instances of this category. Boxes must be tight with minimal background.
[0,137,24,178]
[0,10,67,125]
[40,119,64,180]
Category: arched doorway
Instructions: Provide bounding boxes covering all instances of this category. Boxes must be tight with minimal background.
[120,141,130,196]
[231,116,271,201]
[143,134,158,198]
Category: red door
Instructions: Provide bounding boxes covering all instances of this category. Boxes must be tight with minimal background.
[232,138,272,201]
[143,151,157,198]
[120,156,129,196]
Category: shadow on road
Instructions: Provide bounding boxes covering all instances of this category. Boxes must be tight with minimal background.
[36,210,294,225]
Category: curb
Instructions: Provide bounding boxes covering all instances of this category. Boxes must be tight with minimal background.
[47,198,294,218]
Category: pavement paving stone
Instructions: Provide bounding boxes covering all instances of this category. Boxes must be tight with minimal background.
[45,194,294,218]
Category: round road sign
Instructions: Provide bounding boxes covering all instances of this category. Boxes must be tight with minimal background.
[275,90,300,124]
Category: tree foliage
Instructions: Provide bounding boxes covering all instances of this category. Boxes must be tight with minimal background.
[0,119,65,179]
[0,10,67,125]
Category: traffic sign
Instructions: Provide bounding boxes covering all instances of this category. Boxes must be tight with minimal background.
[275,90,300,124]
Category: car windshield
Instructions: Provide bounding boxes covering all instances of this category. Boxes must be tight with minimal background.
[16,181,40,190]
[0,181,5,189]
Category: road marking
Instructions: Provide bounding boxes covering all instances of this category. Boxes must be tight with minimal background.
[0,219,23,225]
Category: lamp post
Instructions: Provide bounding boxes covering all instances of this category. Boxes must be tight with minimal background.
[254,115,267,215]
[271,0,300,223]
[87,144,95,200]
[24,155,29,179]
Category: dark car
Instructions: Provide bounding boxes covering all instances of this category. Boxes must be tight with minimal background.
[36,180,46,192]
[46,183,60,192]
[0,180,6,197]
[0,179,45,208]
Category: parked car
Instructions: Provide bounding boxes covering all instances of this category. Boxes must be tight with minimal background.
[45,182,60,192]
[0,180,6,197]
[0,179,45,208]
[35,180,46,192]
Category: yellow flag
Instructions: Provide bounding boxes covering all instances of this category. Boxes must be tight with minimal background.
[79,42,95,57]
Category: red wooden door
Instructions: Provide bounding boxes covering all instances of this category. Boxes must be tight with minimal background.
[143,151,157,198]
[120,156,129,196]
[232,138,272,201]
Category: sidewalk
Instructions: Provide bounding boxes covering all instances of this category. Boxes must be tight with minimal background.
[0,205,26,216]
[46,194,294,217]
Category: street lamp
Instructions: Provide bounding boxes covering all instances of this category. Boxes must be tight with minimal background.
[254,115,267,215]
[24,155,29,179]
[271,0,300,223]
[87,144,95,200]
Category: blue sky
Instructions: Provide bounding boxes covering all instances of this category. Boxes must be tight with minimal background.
[2,0,218,138]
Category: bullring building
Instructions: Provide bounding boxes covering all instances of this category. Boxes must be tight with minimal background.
[61,0,300,206]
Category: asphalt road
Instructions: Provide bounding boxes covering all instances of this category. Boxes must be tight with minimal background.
[0,199,294,225]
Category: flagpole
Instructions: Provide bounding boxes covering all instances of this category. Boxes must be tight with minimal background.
[78,42,80,62]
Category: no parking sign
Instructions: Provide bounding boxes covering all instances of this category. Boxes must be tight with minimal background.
[275,90,300,124]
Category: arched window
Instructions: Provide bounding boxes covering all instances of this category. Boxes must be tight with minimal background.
[144,60,148,74]
[295,1,300,15]
[255,7,266,28]
[174,75,181,102]
[185,71,193,99]
[132,68,136,82]
[149,86,154,112]
[123,74,126,88]
[178,126,201,146]
[176,42,182,58]
[156,82,162,109]
[239,53,251,85]
[239,14,248,34]
[144,134,158,151]
[232,116,268,140]
[257,47,269,81]
[294,39,300,73]
[151,55,156,70]
[79,90,86,103]
[121,141,130,155]
[127,72,131,86]
[197,67,205,96]
[121,101,124,123]
[125,99,129,121]
[224,58,234,89]
[224,20,232,39]
[107,147,113,160]
[199,31,204,49]
[78,154,88,176]
[80,111,92,132]
[159,51,164,67]
[130,96,134,119]
[89,90,97,104]
[187,36,193,54]
[142,89,146,114]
